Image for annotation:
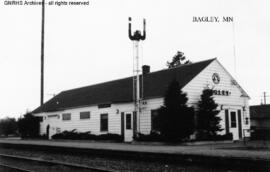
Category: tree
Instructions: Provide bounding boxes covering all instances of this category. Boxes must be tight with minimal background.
[0,118,17,136]
[18,113,40,138]
[197,89,222,139]
[155,80,195,142]
[167,51,191,68]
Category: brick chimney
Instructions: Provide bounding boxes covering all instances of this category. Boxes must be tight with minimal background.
[142,65,150,75]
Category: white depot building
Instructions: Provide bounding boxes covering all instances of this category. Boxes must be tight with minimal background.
[33,58,250,141]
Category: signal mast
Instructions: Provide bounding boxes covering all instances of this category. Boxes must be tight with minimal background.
[128,17,146,134]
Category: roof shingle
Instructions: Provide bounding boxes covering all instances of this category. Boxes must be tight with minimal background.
[32,58,215,113]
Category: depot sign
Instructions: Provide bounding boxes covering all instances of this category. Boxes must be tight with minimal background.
[213,90,231,96]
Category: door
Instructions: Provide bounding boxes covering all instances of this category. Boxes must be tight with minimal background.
[124,112,133,142]
[48,126,57,140]
[46,125,50,139]
[230,110,239,140]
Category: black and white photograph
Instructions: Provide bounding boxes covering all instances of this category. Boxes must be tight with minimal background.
[0,0,269,171]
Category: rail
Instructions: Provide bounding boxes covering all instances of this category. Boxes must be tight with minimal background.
[0,153,116,172]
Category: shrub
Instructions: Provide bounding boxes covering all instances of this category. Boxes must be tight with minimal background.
[196,132,233,141]
[134,132,233,142]
[0,117,18,137]
[97,133,122,141]
[18,113,40,138]
[51,130,122,141]
[155,80,195,142]
[197,89,222,138]
[134,131,165,142]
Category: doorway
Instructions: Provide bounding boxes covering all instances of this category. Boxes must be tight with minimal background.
[46,125,50,139]
[230,110,239,140]
[124,112,133,142]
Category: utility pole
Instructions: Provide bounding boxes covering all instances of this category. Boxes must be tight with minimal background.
[128,17,146,135]
[263,92,267,105]
[40,0,45,105]
[232,21,237,79]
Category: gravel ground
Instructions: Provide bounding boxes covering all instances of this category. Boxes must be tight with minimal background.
[0,147,245,172]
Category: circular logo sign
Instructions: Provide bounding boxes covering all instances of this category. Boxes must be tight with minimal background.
[212,73,220,84]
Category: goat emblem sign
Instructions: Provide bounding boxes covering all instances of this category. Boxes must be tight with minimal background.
[212,73,220,84]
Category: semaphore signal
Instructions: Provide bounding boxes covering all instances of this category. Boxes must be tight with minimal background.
[128,17,146,134]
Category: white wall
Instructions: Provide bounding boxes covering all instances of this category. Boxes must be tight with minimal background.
[182,60,250,138]
[36,105,121,135]
[138,98,163,134]
[35,60,250,139]
[135,60,251,137]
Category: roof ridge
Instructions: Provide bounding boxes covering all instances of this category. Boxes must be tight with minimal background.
[33,58,215,113]
[62,58,216,93]
[62,76,133,93]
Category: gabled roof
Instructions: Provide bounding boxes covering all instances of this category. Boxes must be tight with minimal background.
[214,60,250,98]
[250,105,270,119]
[32,58,215,113]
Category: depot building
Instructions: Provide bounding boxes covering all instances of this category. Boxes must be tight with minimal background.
[32,58,250,141]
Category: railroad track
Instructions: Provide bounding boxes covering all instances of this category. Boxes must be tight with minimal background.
[0,153,116,172]
[0,163,33,172]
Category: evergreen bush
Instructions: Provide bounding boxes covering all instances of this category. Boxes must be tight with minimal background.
[155,80,195,142]
[18,113,40,138]
[133,131,165,142]
[197,88,222,139]
[51,130,122,141]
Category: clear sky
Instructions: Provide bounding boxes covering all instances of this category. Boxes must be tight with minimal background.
[0,0,269,118]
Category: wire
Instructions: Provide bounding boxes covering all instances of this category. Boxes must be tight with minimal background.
[232,21,237,79]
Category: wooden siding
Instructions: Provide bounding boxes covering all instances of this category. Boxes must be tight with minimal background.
[35,59,250,139]
[139,98,164,134]
[182,60,250,137]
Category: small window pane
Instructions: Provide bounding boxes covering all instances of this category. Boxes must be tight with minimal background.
[245,117,249,125]
[126,114,132,130]
[230,112,237,128]
[48,114,59,118]
[100,114,108,132]
[80,112,90,119]
[62,113,71,121]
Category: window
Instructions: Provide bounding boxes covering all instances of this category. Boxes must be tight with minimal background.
[100,114,108,132]
[62,113,71,121]
[48,114,59,119]
[151,110,159,131]
[126,113,132,129]
[245,117,249,125]
[80,111,90,119]
[230,112,237,128]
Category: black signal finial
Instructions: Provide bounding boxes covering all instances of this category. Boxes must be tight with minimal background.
[128,17,146,41]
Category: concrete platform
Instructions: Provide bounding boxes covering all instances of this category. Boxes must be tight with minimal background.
[0,139,269,170]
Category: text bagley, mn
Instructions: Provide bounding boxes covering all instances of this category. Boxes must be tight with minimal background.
[193,16,234,23]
